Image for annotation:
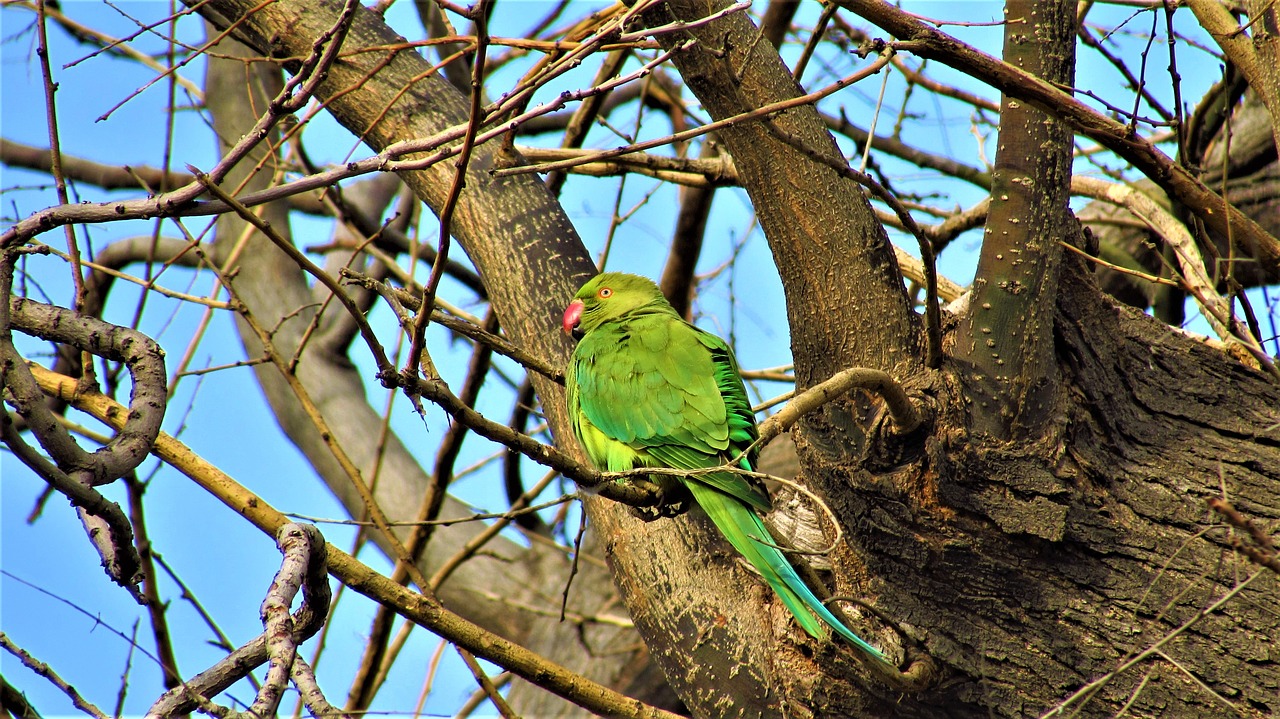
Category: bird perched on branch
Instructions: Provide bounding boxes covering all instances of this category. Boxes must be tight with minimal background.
[562,272,892,666]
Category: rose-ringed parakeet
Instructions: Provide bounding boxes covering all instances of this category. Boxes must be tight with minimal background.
[562,272,891,666]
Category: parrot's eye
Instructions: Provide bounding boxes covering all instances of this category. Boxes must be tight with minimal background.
[598,287,612,298]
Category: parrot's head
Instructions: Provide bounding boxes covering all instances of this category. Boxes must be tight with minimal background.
[562,272,669,338]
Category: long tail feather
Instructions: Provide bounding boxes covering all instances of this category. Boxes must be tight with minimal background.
[687,479,893,666]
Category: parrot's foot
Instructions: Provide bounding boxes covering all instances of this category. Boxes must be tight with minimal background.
[627,476,691,522]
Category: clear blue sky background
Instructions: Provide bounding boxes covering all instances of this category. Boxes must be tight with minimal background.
[1,1,1263,717]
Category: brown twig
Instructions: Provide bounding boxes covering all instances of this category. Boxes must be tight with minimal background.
[757,367,921,447]
[290,653,352,719]
[341,269,564,381]
[192,169,395,377]
[457,647,519,718]
[1207,497,1280,574]
[0,633,109,719]
[837,0,1280,278]
[407,0,491,380]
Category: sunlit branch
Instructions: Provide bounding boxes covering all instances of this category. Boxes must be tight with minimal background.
[1187,0,1280,154]
[428,469,561,591]
[287,494,574,529]
[1,25,689,250]
[25,364,679,719]
[407,0,492,381]
[397,373,663,506]
[0,632,110,719]
[760,110,945,369]
[147,523,332,717]
[756,366,922,447]
[1072,175,1275,374]
[0,403,141,598]
[494,48,895,180]
[3,289,166,594]
[289,653,349,719]
[33,238,229,310]
[3,1,205,99]
[830,14,1001,114]
[122,474,183,692]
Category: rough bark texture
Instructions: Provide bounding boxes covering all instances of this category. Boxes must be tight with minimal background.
[193,6,679,715]
[142,2,1280,717]
[631,0,921,389]
[854,259,1280,717]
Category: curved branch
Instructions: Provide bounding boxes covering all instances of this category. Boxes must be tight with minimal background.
[0,403,141,597]
[147,523,332,717]
[1071,175,1272,372]
[756,366,922,448]
[7,297,167,486]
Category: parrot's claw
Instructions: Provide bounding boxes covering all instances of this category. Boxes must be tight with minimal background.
[629,497,690,522]
[628,477,691,521]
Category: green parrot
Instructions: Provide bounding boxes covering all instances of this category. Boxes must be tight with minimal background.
[562,272,891,665]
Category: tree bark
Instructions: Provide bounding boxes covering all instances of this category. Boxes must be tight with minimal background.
[852,258,1280,718]
[194,10,678,716]
[954,0,1075,439]
[179,1,1280,717]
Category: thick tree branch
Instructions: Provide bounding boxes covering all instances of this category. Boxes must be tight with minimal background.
[627,0,923,389]
[1,284,164,597]
[1187,0,1280,155]
[953,0,1075,438]
[147,523,332,717]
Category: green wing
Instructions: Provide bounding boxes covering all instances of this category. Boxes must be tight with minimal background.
[566,300,892,666]
[570,312,768,511]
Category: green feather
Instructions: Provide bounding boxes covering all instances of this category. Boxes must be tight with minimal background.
[565,272,893,667]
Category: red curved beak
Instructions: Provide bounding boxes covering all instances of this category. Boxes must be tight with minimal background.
[562,299,585,335]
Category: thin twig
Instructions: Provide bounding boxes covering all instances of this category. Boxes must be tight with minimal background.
[192,169,395,376]
[457,647,519,719]
[1208,497,1280,574]
[407,1,491,379]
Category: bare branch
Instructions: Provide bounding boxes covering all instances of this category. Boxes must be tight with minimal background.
[1072,175,1275,374]
[757,367,922,448]
[26,362,681,719]
[250,523,330,719]
[0,633,109,719]
[838,0,1280,278]
[146,524,332,717]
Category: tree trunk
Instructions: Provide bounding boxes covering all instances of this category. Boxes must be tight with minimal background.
[186,1,1280,717]
[954,0,1074,438]
[192,3,679,714]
